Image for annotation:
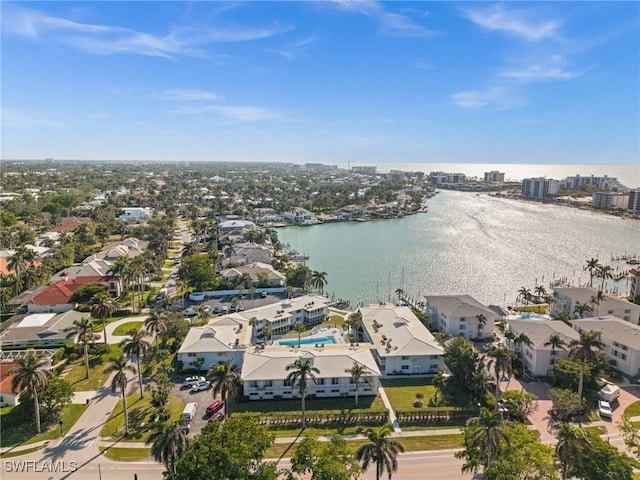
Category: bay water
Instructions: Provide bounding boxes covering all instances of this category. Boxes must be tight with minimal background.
[277,190,640,308]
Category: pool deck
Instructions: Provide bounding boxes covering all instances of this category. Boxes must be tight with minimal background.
[276,327,347,346]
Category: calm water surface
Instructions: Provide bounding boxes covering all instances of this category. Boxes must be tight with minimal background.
[277,191,640,307]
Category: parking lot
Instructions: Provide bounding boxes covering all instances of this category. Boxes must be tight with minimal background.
[172,378,223,437]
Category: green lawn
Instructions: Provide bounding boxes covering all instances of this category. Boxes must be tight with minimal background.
[625,401,640,417]
[63,345,120,391]
[271,424,366,438]
[381,378,438,411]
[100,392,183,442]
[0,446,43,458]
[317,315,346,329]
[0,403,88,448]
[232,394,384,415]
[265,433,464,459]
[112,321,144,336]
[101,447,151,461]
[583,425,607,436]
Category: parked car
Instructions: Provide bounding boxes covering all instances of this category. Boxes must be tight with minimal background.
[261,292,268,298]
[206,400,225,415]
[185,307,198,317]
[213,306,221,313]
[598,400,613,418]
[208,411,225,422]
[183,376,205,387]
[92,333,102,341]
[191,381,211,392]
[180,422,190,434]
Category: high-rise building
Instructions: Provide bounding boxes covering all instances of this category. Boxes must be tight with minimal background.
[522,177,560,199]
[628,188,640,214]
[484,171,505,183]
[592,191,629,210]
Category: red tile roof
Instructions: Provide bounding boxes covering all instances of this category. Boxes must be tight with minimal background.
[0,362,21,395]
[27,276,105,305]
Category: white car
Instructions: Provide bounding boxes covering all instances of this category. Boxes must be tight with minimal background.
[191,381,211,392]
[183,376,205,386]
[598,400,613,418]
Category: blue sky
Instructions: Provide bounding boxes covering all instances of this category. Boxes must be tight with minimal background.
[2,1,638,165]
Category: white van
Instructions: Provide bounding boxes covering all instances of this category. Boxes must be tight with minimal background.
[181,402,197,421]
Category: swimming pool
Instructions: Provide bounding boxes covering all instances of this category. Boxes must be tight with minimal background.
[278,336,336,346]
[517,312,550,322]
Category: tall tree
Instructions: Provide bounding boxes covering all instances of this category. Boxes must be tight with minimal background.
[290,434,361,480]
[513,332,533,378]
[11,350,52,434]
[65,317,94,379]
[554,423,590,480]
[569,330,604,397]
[345,362,370,408]
[596,265,613,292]
[589,290,606,316]
[356,424,405,480]
[285,358,320,428]
[8,245,38,295]
[584,258,601,288]
[147,421,190,479]
[534,285,547,302]
[144,311,167,346]
[486,346,513,407]
[544,333,566,378]
[292,321,307,348]
[573,303,592,319]
[345,310,363,342]
[206,359,238,419]
[475,314,487,340]
[120,328,151,399]
[104,353,137,436]
[517,287,532,308]
[90,292,117,344]
[456,408,511,474]
[311,271,328,295]
[431,370,447,404]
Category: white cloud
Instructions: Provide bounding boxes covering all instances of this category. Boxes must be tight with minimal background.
[501,55,585,82]
[330,0,436,37]
[462,5,561,41]
[1,6,287,58]
[170,104,287,122]
[1,108,63,128]
[451,87,525,111]
[154,89,220,101]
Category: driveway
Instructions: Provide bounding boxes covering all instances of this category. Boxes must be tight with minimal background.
[171,380,224,437]
[104,316,149,344]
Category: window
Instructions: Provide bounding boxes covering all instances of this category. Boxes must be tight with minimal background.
[317,378,325,385]
[188,353,196,357]
[401,365,409,370]
[401,356,409,360]
[331,378,339,385]
[250,381,258,388]
[613,350,619,357]
[284,379,291,387]
[459,324,466,331]
[608,310,614,314]
[429,364,438,370]
[460,317,466,322]
[264,380,273,387]
[621,354,628,360]
[430,355,440,359]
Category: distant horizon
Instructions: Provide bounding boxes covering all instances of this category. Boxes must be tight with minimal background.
[2,2,638,163]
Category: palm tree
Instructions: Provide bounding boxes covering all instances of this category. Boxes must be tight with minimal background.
[573,302,592,319]
[544,333,566,373]
[569,330,604,397]
[486,346,513,408]
[345,362,370,408]
[146,421,189,479]
[432,370,447,403]
[120,329,151,399]
[589,290,606,316]
[90,292,117,344]
[249,316,259,342]
[513,332,533,378]
[356,424,405,480]
[534,285,547,303]
[206,359,238,419]
[554,422,591,480]
[285,358,320,428]
[517,287,532,308]
[292,321,306,348]
[345,310,363,342]
[65,317,94,379]
[596,264,614,292]
[104,353,137,436]
[311,271,328,295]
[261,322,273,342]
[8,245,38,295]
[584,258,601,288]
[475,314,487,340]
[144,312,167,346]
[395,288,404,305]
[460,408,511,472]
[10,351,51,433]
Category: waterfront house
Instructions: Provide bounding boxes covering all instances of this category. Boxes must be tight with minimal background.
[118,207,153,222]
[220,262,285,287]
[572,316,640,377]
[241,345,380,400]
[504,319,579,377]
[552,286,640,325]
[424,295,499,340]
[360,305,444,377]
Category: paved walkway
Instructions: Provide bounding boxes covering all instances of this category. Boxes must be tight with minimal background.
[377,386,401,432]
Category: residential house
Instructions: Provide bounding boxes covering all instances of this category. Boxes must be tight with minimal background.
[552,286,640,325]
[0,362,21,406]
[241,345,380,400]
[283,208,314,225]
[572,316,640,377]
[0,310,85,348]
[220,262,285,288]
[246,295,330,338]
[504,320,580,377]
[50,261,121,298]
[424,295,499,340]
[219,219,256,234]
[360,305,444,377]
[118,207,153,222]
[222,243,274,267]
